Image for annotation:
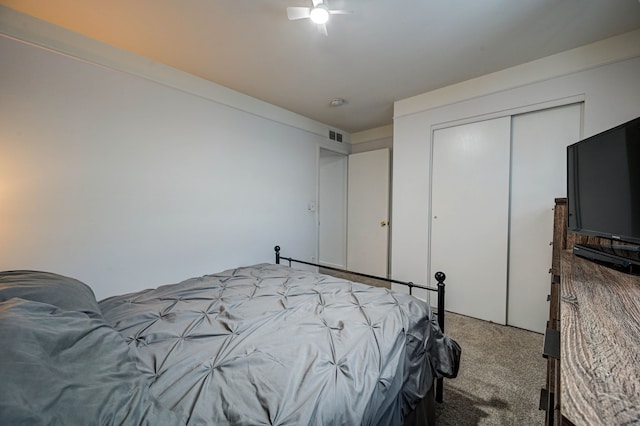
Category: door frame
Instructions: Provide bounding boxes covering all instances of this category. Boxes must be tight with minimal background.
[317,147,348,269]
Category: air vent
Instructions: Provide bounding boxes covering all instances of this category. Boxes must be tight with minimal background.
[329,130,343,142]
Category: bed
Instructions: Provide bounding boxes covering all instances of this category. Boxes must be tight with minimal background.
[0,247,460,425]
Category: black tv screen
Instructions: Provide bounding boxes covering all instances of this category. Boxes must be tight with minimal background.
[567,116,640,245]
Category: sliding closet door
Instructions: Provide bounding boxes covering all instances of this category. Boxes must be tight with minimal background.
[508,104,581,332]
[430,117,511,324]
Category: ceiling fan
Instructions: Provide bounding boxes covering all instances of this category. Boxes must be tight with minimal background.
[287,0,352,36]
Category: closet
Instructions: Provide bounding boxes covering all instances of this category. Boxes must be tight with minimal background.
[429,103,581,332]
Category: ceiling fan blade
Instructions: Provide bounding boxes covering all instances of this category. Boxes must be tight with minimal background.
[311,0,323,7]
[318,23,328,36]
[287,7,311,20]
[329,9,352,15]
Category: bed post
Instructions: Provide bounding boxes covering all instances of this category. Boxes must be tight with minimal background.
[274,246,281,264]
[434,271,446,333]
[434,271,446,404]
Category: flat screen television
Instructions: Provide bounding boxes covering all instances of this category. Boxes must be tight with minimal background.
[567,116,640,271]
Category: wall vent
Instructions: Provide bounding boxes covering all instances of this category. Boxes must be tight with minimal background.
[329,130,343,142]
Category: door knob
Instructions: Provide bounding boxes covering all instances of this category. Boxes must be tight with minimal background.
[380,221,388,227]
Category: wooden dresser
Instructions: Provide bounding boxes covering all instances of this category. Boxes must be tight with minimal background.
[542,198,565,425]
[544,198,640,424]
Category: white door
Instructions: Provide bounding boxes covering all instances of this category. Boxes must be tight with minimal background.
[430,117,511,324]
[508,103,582,332]
[347,149,390,277]
[318,149,348,269]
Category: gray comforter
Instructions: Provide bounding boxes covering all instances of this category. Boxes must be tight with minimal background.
[0,270,183,425]
[99,264,460,425]
[0,265,460,425]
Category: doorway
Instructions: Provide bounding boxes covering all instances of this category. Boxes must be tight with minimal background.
[318,148,348,269]
[318,148,391,277]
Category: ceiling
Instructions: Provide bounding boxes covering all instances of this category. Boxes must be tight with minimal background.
[2,1,640,134]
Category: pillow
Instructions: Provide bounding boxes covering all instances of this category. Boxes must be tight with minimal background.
[0,270,102,318]
[0,298,184,425]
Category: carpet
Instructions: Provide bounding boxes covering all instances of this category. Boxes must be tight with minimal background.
[434,312,546,425]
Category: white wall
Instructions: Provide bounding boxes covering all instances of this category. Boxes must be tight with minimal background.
[0,10,348,300]
[351,125,393,154]
[391,29,640,295]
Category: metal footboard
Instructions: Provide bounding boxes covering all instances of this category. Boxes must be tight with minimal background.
[274,245,447,404]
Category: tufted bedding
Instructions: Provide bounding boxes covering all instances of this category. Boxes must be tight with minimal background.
[0,270,184,425]
[0,264,460,425]
[100,263,460,425]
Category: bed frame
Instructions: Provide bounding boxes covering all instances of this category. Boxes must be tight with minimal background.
[274,245,448,405]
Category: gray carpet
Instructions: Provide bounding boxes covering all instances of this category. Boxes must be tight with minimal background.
[435,312,545,425]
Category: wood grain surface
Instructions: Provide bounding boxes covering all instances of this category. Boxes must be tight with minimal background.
[561,252,640,425]
[552,198,567,276]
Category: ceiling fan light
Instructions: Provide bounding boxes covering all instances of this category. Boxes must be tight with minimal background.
[309,6,329,24]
